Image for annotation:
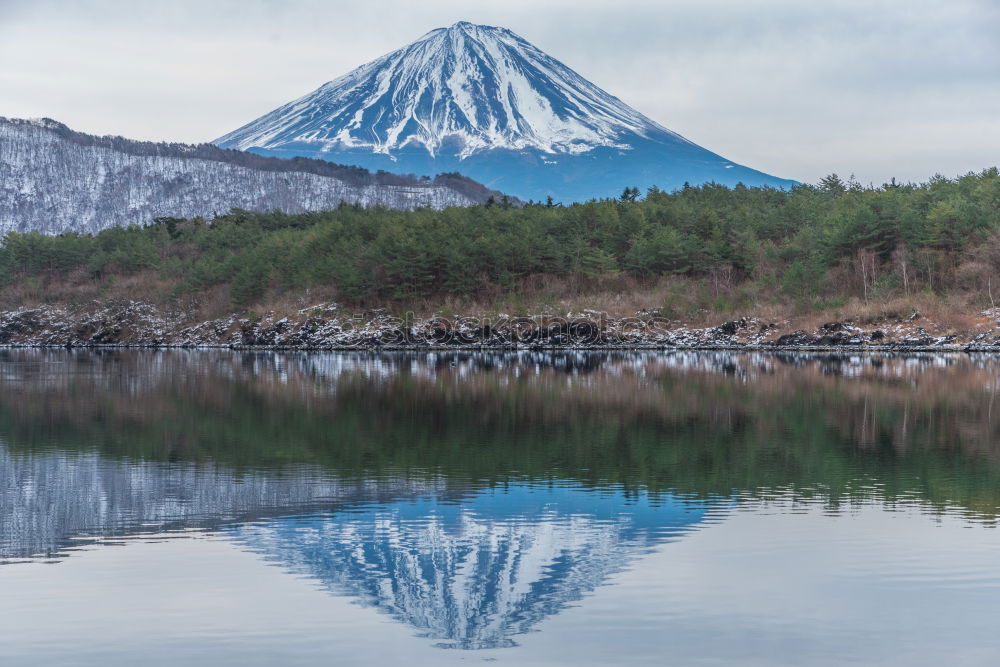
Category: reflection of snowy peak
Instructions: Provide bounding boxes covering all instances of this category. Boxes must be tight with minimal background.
[216,22,676,158]
[2,442,716,650]
[231,486,710,649]
[215,22,797,202]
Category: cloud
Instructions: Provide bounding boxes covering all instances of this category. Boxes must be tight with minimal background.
[1,0,997,184]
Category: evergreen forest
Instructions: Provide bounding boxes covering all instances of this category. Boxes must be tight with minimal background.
[2,169,998,319]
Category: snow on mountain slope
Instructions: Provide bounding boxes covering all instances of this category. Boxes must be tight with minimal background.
[0,117,486,236]
[216,21,686,158]
[215,21,796,202]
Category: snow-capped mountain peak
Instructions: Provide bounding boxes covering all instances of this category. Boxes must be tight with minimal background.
[216,21,682,159]
[215,22,796,201]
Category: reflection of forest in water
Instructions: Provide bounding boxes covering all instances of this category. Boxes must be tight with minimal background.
[1,350,997,649]
[2,349,998,516]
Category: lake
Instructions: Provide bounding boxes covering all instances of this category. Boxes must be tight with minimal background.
[1,350,998,665]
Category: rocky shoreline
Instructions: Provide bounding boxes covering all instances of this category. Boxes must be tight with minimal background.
[3,301,1000,352]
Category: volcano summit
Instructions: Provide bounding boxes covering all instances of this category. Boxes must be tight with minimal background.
[215,21,796,201]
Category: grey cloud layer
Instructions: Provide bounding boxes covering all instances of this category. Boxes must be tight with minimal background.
[1,0,997,184]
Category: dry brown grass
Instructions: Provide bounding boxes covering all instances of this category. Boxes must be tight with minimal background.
[0,272,177,312]
[395,274,784,323]
[791,292,990,338]
[3,264,999,338]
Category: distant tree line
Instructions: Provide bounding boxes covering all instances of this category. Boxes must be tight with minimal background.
[1,168,998,309]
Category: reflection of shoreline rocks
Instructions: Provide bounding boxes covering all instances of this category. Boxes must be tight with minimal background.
[1,349,998,527]
[4,301,1000,351]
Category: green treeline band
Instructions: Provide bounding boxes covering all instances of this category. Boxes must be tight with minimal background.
[2,169,998,308]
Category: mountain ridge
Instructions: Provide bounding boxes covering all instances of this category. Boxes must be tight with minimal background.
[0,116,499,235]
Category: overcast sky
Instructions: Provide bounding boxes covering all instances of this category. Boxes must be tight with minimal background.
[1,0,997,184]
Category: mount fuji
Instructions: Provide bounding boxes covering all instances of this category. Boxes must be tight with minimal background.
[215,21,796,202]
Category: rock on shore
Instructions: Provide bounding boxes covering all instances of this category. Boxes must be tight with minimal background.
[3,301,1000,350]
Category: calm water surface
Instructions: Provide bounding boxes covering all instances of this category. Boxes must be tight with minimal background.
[1,350,998,665]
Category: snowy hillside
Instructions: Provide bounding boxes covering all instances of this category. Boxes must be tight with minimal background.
[0,117,488,235]
[215,21,797,202]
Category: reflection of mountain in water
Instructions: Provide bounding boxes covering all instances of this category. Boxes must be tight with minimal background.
[0,442,714,650]
[230,486,713,649]
[0,445,445,560]
[2,348,998,649]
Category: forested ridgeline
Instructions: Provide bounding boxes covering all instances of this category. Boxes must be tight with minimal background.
[1,169,998,317]
[1,117,493,195]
